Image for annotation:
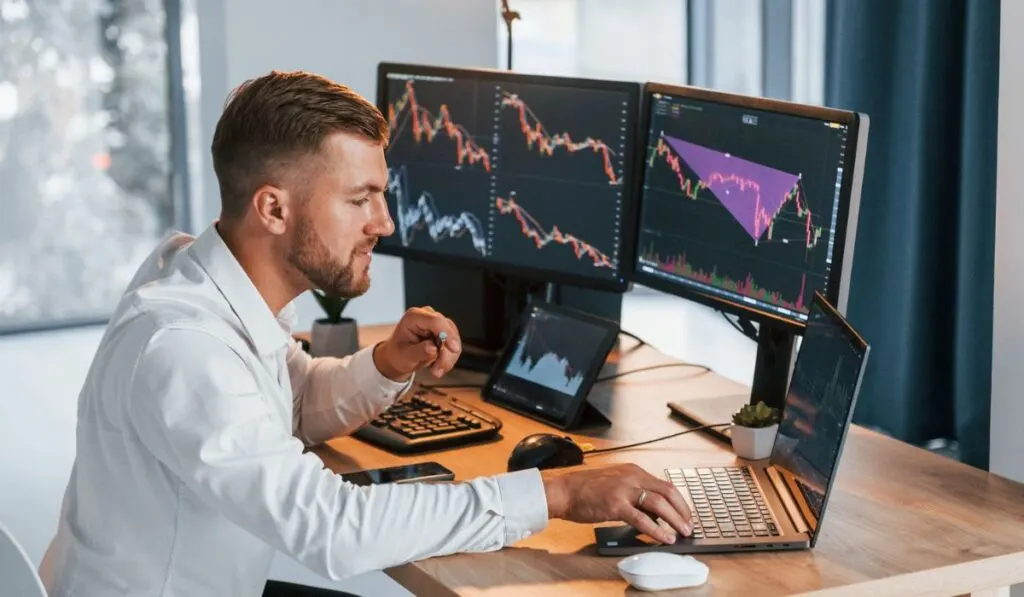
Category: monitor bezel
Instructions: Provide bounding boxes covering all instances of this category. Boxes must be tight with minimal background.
[771,290,870,546]
[630,81,868,331]
[375,61,643,293]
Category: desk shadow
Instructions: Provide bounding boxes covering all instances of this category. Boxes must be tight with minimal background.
[418,545,718,596]
[423,545,619,587]
[308,444,360,472]
[310,434,507,473]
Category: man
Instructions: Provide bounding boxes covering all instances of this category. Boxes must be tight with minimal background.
[39,70,692,597]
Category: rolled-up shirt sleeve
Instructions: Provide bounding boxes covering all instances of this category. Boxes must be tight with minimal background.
[126,326,550,580]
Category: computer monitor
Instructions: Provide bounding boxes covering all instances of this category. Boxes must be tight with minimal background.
[633,82,868,427]
[375,62,641,293]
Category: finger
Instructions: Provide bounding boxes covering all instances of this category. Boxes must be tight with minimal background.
[443,317,462,353]
[639,491,691,538]
[648,479,693,531]
[417,340,440,364]
[403,309,456,345]
[627,506,676,545]
[431,342,459,377]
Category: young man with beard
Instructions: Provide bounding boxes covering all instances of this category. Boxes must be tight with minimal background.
[39,70,693,597]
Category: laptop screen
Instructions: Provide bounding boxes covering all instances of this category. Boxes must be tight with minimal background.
[769,292,869,541]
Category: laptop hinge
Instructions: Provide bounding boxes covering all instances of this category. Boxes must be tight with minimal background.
[765,466,810,534]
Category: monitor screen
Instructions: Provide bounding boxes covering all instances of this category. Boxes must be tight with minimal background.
[633,85,866,325]
[769,293,869,539]
[376,63,640,291]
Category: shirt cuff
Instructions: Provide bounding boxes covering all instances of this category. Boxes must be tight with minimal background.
[350,344,414,400]
[496,468,550,544]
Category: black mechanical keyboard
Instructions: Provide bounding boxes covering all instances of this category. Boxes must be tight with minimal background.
[353,385,502,453]
[666,466,782,539]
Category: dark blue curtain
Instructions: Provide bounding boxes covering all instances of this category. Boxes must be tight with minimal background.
[824,0,999,469]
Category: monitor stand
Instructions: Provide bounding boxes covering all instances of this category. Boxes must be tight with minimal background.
[402,261,623,373]
[667,320,796,444]
[574,399,614,430]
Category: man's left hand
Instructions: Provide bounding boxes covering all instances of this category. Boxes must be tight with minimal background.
[373,306,462,381]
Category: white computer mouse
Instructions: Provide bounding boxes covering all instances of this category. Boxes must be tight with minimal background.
[617,552,710,592]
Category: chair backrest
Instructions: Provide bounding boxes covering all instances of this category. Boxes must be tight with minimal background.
[0,521,48,597]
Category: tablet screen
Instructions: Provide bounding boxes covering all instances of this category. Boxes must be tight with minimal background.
[484,302,619,429]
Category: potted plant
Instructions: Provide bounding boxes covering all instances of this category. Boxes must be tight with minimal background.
[310,290,359,358]
[730,401,781,460]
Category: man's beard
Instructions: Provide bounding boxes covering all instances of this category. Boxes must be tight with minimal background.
[287,212,372,298]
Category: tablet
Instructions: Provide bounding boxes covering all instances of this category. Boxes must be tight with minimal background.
[482,301,619,430]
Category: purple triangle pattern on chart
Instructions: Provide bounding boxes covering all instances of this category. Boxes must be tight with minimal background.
[664,135,801,241]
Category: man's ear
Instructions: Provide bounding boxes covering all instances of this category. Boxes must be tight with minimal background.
[251,184,293,235]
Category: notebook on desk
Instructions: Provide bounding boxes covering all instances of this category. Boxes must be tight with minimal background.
[595,291,870,555]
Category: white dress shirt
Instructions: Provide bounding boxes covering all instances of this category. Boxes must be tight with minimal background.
[39,224,549,597]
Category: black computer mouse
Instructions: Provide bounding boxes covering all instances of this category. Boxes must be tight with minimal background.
[507,433,585,472]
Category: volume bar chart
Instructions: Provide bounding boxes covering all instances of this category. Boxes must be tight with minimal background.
[643,245,808,312]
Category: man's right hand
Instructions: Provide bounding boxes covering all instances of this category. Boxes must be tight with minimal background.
[541,463,693,545]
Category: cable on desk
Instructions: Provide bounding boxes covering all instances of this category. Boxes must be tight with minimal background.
[583,423,733,456]
[427,362,710,389]
[595,362,712,383]
[619,329,647,346]
[617,329,648,355]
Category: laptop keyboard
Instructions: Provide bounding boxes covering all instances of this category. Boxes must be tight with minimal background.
[666,466,781,539]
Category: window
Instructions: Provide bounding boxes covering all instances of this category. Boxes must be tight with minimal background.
[0,0,191,333]
[498,0,687,84]
[498,0,826,101]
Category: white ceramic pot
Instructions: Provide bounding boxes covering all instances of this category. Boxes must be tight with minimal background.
[731,423,778,460]
[310,318,360,358]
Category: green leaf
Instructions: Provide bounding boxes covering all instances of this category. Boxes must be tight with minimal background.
[312,290,350,324]
[731,401,781,428]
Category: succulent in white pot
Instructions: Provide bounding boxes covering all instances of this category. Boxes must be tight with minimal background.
[730,401,781,460]
[310,290,359,358]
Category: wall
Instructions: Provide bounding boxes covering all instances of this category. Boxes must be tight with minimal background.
[992,0,1022,594]
[991,2,1023,493]
[0,1,497,596]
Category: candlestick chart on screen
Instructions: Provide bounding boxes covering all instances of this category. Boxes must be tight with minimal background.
[487,81,630,279]
[637,118,841,316]
[378,74,635,284]
[379,77,494,258]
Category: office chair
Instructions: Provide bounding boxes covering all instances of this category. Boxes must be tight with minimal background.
[0,521,47,597]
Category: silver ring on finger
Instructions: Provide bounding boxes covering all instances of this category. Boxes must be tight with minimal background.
[637,488,648,508]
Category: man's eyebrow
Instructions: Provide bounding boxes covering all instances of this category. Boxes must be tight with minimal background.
[346,182,386,195]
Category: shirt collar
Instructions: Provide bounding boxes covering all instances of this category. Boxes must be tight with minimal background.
[189,223,291,356]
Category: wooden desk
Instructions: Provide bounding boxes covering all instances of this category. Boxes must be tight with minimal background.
[310,325,1024,596]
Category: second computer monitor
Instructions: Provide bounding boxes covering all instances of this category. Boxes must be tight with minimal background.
[632,83,869,327]
[376,62,641,292]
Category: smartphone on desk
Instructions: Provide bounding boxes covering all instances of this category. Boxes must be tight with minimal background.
[340,462,455,486]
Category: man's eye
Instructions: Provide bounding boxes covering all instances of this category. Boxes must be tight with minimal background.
[352,198,370,206]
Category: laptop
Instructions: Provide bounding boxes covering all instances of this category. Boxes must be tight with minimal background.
[595,291,870,555]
